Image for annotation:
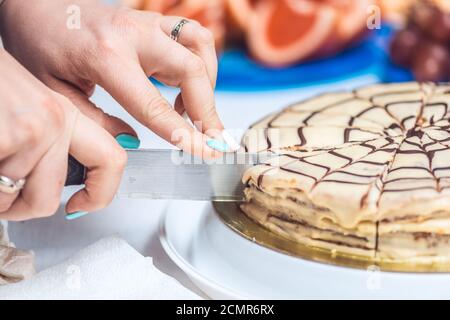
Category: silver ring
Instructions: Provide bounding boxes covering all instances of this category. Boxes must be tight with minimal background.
[170,19,190,42]
[0,175,26,195]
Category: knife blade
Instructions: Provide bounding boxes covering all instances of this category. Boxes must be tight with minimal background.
[65,149,274,201]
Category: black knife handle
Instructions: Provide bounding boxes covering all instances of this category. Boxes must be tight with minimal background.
[65,155,87,186]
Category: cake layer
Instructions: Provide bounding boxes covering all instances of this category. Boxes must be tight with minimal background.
[377,232,450,261]
[378,213,450,260]
[242,185,376,258]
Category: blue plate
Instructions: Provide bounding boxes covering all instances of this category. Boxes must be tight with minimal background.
[214,24,413,91]
[151,24,413,91]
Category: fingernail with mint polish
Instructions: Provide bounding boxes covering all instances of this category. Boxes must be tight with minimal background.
[116,134,140,149]
[221,129,241,151]
[66,211,88,221]
[207,139,229,153]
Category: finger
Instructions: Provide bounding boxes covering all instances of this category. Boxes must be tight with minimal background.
[0,133,68,221]
[160,17,218,88]
[139,35,224,136]
[44,77,138,139]
[0,153,23,213]
[0,151,40,213]
[65,113,128,214]
[159,17,218,130]
[0,110,57,213]
[96,58,222,159]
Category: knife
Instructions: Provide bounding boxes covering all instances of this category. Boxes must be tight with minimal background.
[65,150,273,201]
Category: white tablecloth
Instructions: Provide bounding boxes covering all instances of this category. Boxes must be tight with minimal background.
[8,76,376,298]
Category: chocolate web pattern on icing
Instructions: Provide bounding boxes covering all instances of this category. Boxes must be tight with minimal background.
[242,82,450,216]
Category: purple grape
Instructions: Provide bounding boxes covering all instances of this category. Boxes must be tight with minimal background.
[390,29,421,67]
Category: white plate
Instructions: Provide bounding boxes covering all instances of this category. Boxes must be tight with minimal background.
[160,201,450,299]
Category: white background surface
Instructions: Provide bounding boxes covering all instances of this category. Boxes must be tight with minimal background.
[8,76,377,298]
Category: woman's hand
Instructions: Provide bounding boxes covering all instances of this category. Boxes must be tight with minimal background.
[0,0,229,158]
[0,50,127,221]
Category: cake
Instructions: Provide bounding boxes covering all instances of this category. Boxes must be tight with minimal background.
[241,82,450,262]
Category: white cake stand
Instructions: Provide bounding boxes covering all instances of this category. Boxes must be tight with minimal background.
[159,200,450,299]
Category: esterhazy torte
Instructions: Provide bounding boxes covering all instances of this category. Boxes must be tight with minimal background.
[241,82,450,262]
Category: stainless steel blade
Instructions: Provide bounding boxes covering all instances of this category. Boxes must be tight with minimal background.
[117,149,271,201]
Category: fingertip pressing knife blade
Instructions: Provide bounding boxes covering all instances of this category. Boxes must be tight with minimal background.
[66,149,274,202]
